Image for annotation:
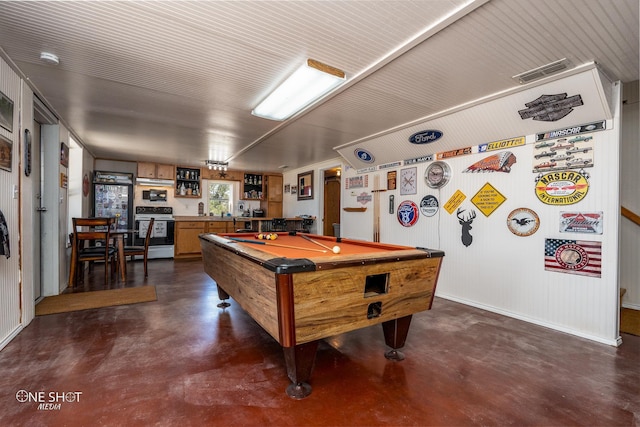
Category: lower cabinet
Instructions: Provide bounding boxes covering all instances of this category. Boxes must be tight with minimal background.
[174,220,233,259]
[174,221,206,259]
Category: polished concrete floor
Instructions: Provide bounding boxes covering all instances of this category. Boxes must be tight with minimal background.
[1,258,639,426]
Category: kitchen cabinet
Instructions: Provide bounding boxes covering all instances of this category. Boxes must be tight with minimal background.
[242,173,263,200]
[206,221,232,233]
[260,174,283,217]
[137,162,174,179]
[176,166,202,198]
[174,219,234,259]
[174,221,205,259]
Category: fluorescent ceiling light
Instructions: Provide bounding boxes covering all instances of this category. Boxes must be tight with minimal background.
[252,59,346,121]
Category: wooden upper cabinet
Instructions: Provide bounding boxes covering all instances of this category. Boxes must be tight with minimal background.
[156,164,174,179]
[138,162,174,179]
[266,174,283,202]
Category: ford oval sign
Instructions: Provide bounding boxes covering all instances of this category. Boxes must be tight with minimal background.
[354,149,374,163]
[409,130,443,145]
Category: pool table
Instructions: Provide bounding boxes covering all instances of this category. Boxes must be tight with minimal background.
[199,232,444,398]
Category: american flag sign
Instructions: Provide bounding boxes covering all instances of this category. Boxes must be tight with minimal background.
[544,238,602,278]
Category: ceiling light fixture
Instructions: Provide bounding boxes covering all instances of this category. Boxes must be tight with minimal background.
[40,52,59,65]
[205,160,228,171]
[252,59,346,121]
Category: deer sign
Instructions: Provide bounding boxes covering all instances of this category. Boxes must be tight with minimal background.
[457,208,476,247]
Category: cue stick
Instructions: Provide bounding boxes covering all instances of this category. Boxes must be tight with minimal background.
[299,234,334,251]
[371,175,386,243]
[227,237,327,253]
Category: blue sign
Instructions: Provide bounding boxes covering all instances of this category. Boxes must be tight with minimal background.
[408,130,443,145]
[354,149,375,163]
[397,200,419,227]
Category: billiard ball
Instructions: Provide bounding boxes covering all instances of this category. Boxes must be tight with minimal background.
[332,245,341,254]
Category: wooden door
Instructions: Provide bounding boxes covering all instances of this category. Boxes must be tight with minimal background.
[323,177,341,235]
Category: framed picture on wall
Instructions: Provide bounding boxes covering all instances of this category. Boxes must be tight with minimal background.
[297,171,314,200]
[0,91,14,133]
[0,134,12,172]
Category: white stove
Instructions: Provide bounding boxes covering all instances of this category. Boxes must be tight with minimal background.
[134,206,175,259]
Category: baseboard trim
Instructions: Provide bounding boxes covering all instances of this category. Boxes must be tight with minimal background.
[0,324,24,352]
[436,294,621,347]
[622,302,640,310]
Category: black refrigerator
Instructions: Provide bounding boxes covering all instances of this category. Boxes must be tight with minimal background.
[92,171,134,245]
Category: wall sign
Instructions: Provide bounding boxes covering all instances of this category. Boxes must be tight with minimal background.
[397,200,419,227]
[471,183,506,217]
[83,173,90,197]
[408,129,443,144]
[544,238,602,278]
[354,148,374,163]
[456,208,476,247]
[437,147,472,160]
[535,171,589,205]
[535,120,605,141]
[444,190,466,214]
[560,211,603,234]
[387,171,397,190]
[507,208,540,236]
[518,93,583,122]
[400,167,417,195]
[464,151,516,173]
[420,195,439,217]
[533,135,594,172]
[478,137,525,153]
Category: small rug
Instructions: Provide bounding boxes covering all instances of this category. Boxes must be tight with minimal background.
[620,308,640,337]
[36,286,157,316]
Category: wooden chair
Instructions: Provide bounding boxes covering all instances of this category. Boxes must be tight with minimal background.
[69,217,117,287]
[123,218,154,277]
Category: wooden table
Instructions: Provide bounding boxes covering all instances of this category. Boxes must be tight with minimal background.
[112,229,136,282]
[68,228,135,286]
[200,231,444,398]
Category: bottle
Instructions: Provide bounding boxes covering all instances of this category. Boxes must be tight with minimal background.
[180,182,186,196]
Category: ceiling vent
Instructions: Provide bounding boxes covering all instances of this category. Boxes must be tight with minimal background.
[512,58,572,84]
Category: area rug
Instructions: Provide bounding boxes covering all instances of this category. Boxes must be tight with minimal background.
[620,308,640,337]
[36,286,157,316]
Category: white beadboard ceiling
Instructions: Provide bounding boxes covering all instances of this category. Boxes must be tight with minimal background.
[0,0,637,173]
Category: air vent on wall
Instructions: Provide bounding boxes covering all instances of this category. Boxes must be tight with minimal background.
[512,58,572,84]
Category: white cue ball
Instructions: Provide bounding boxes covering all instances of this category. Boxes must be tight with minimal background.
[332,245,341,254]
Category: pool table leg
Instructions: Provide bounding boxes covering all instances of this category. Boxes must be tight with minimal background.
[283,340,319,399]
[382,315,413,361]
[215,284,231,308]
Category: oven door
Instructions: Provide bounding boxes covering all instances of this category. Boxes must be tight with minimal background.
[134,219,175,246]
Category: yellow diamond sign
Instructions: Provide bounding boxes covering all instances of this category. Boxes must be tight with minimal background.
[471,182,506,217]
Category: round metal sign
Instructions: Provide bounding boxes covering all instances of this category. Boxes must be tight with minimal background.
[397,200,419,227]
[419,195,439,217]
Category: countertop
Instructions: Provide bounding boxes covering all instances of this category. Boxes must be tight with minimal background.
[173,216,315,222]
[173,216,237,222]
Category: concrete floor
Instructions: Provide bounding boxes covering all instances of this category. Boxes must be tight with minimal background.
[1,258,638,426]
